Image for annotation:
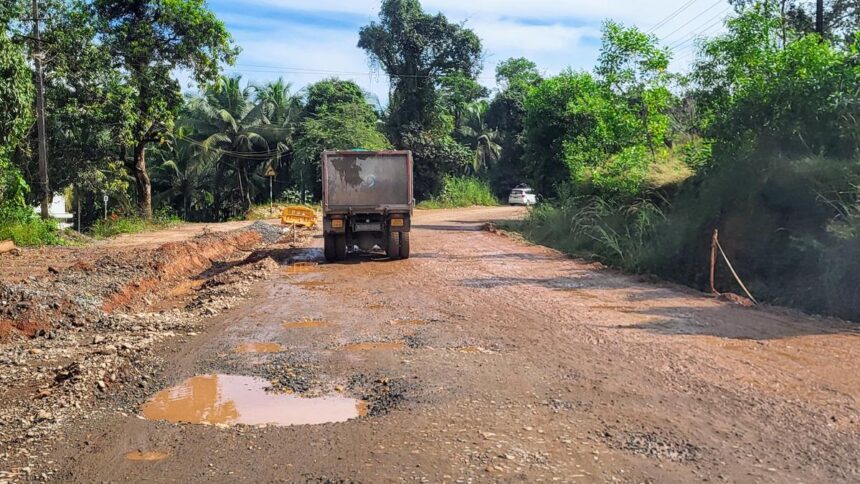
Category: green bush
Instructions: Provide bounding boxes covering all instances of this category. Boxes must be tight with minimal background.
[418,176,499,208]
[0,205,64,246]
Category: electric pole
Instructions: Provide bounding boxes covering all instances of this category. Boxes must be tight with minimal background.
[31,0,51,219]
[816,0,824,36]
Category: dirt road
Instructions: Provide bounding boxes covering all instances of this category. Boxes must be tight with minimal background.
[7,207,860,482]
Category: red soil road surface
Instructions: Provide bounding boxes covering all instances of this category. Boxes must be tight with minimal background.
[48,207,860,482]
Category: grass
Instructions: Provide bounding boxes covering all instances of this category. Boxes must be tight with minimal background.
[90,214,181,239]
[418,176,499,209]
[500,195,665,271]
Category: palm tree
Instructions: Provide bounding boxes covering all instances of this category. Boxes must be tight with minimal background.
[184,75,276,217]
[252,78,303,197]
[152,126,217,220]
[459,103,502,174]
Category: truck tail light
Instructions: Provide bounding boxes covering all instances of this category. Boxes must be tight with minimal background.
[390,218,404,227]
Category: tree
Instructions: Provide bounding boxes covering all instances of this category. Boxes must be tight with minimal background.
[439,73,488,130]
[253,78,303,197]
[184,75,272,217]
[596,21,672,159]
[358,0,483,138]
[495,57,541,90]
[0,30,33,211]
[486,57,543,194]
[93,0,237,219]
[458,103,500,174]
[293,78,389,200]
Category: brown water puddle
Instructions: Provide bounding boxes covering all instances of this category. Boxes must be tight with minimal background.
[125,451,169,462]
[390,318,427,326]
[234,342,283,353]
[284,262,319,275]
[140,374,366,426]
[282,319,329,329]
[343,341,406,351]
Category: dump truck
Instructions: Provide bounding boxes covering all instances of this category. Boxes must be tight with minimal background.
[321,150,414,262]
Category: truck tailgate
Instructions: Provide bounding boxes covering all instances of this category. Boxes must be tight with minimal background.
[322,151,413,212]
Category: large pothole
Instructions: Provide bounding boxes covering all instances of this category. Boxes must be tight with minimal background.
[140,374,366,426]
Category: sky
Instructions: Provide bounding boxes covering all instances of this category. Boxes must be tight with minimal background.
[197,0,733,101]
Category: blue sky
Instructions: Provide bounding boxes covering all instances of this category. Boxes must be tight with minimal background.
[195,0,733,100]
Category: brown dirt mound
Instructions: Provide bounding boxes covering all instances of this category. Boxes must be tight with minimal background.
[0,224,277,338]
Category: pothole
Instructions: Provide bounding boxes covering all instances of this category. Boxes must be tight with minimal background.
[140,374,366,426]
[342,341,406,352]
[234,342,283,353]
[282,319,329,329]
[125,451,169,462]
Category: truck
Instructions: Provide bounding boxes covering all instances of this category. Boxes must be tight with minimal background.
[321,150,414,262]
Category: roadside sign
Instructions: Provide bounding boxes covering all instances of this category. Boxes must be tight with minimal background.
[265,166,276,177]
[103,194,109,203]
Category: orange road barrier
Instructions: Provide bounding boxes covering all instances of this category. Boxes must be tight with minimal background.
[280,206,316,228]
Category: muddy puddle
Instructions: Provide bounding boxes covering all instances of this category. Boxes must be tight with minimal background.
[282,319,329,329]
[140,374,366,426]
[234,342,283,353]
[343,341,406,351]
[125,451,169,462]
[284,262,319,275]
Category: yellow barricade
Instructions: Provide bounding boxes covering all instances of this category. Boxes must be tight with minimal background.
[280,206,316,228]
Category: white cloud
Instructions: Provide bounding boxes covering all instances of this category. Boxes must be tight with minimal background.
[200,0,732,100]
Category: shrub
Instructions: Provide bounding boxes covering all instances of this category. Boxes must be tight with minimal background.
[0,205,64,246]
[419,176,499,208]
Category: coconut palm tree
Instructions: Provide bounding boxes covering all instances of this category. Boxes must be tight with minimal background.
[183,75,277,217]
[459,102,502,174]
[151,126,218,220]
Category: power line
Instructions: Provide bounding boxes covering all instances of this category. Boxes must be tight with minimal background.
[660,0,726,42]
[647,0,701,33]
[667,6,733,51]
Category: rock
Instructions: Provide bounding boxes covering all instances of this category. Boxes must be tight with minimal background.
[92,335,106,344]
[36,410,52,422]
[96,380,107,391]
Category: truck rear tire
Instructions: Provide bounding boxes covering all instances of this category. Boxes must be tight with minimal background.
[386,231,400,259]
[334,234,347,260]
[324,235,337,262]
[399,232,410,259]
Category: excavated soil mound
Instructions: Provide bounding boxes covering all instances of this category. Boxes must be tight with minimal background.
[0,222,281,339]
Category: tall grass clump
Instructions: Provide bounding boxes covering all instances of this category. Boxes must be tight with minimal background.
[510,194,665,271]
[419,176,499,208]
[90,209,181,239]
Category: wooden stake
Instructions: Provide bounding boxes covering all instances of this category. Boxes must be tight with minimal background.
[710,229,719,295]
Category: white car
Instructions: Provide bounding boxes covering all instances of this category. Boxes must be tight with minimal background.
[508,187,537,206]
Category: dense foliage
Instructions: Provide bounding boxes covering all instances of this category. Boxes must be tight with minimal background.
[2,0,859,319]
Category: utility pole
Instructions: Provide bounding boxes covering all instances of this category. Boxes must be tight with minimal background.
[31,0,51,219]
[816,0,824,36]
